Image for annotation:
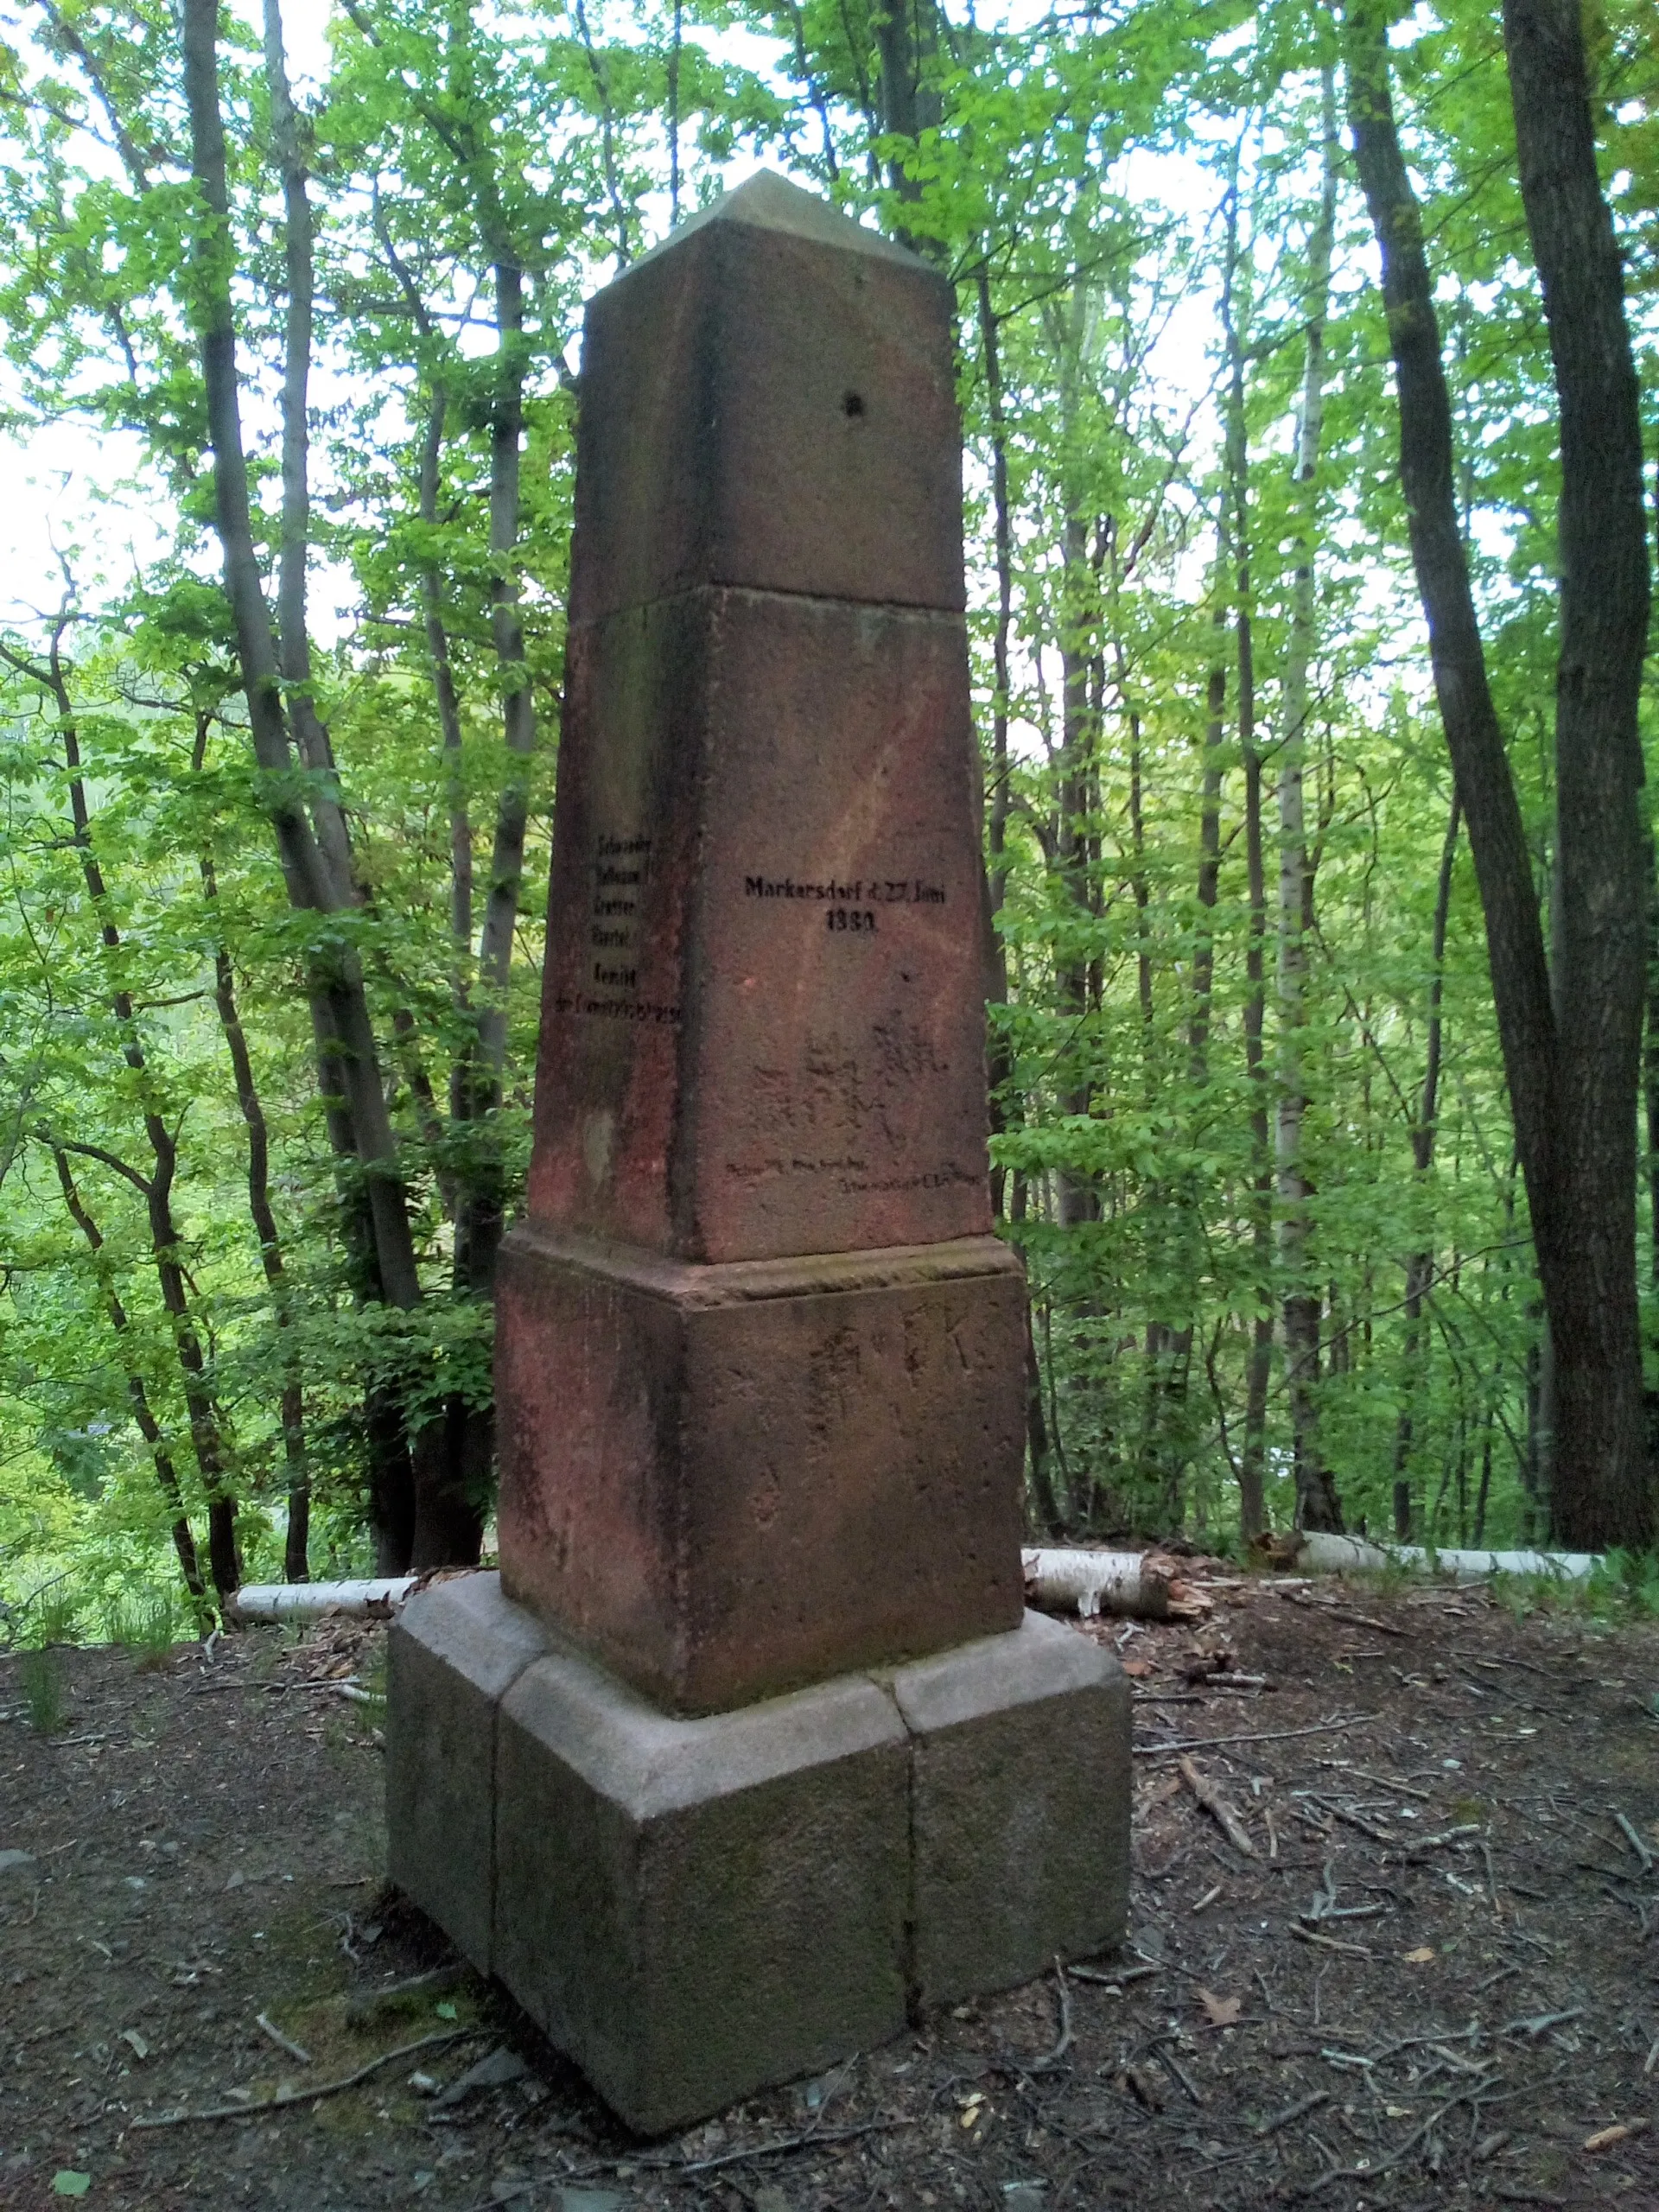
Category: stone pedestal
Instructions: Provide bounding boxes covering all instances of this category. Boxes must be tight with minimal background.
[496,1225,1027,1714]
[389,1576,1129,2135]
[386,172,1131,2132]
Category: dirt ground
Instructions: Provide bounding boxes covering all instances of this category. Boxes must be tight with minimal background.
[3,1570,1657,2212]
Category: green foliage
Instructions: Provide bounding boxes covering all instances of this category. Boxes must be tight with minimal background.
[0,0,1655,1615]
[22,1647,66,1733]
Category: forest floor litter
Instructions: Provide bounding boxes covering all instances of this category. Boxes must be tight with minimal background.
[3,1570,1657,2211]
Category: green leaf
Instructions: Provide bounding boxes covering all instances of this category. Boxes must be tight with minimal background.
[435,2001,457,2021]
[53,2175,92,2198]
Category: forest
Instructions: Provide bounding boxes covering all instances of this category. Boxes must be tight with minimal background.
[0,0,1654,1628]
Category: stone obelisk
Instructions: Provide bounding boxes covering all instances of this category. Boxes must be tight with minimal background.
[388,175,1128,2134]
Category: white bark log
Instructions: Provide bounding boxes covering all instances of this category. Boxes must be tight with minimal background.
[229,1577,418,1620]
[1295,1533,1600,1581]
[1022,1549,1171,1620]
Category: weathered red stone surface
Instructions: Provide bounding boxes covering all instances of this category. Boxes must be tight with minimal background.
[526,588,990,1262]
[497,1228,1027,1713]
[497,172,1026,1705]
[569,172,964,624]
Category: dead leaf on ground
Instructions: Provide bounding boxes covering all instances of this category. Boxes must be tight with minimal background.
[1584,2120,1648,2152]
[1198,1987,1242,2028]
[1402,1947,1436,1964]
[1122,1658,1156,1679]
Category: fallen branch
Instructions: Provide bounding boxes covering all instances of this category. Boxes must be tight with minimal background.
[1255,2087,1331,2136]
[1179,1758,1255,1856]
[1291,1925,1372,1959]
[1025,1959,1073,2072]
[1612,1810,1654,1875]
[1068,1962,1159,1989]
[1135,1714,1378,1758]
[131,2029,475,2126]
[254,2012,312,2066]
[512,2114,921,2199]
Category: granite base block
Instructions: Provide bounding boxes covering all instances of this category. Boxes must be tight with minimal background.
[387,1578,1128,2133]
[385,1572,551,1974]
[891,1611,1131,2009]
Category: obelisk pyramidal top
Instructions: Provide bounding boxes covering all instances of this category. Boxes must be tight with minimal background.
[526,171,992,1265]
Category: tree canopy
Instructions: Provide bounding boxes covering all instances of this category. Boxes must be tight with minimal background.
[1,0,1655,1627]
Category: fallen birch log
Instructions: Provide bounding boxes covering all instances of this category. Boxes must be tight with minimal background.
[228,1577,419,1621]
[1296,1533,1601,1582]
[1023,1549,1173,1621]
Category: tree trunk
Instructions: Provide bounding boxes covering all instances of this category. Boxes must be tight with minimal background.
[34,630,241,1602]
[1276,68,1341,1535]
[1502,0,1652,1549]
[1390,795,1461,1539]
[49,1147,210,1624]
[874,0,941,242]
[186,0,441,1567]
[1344,0,1652,1548]
[1221,151,1272,1541]
[264,0,358,911]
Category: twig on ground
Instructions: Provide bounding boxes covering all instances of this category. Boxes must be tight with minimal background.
[1291,1925,1372,1959]
[131,2029,475,2126]
[1303,1793,1395,1845]
[1402,1824,1483,1855]
[1612,1810,1655,1875]
[1500,2007,1583,2039]
[605,2116,919,2180]
[254,2012,313,2066]
[1254,2087,1331,2136]
[1026,1959,1074,2072]
[1314,1762,1435,1800]
[1281,1594,1406,1639]
[1135,1714,1378,1758]
[1180,1757,1255,1856]
[1149,2039,1204,2103]
[1478,1837,1503,1917]
[1068,1962,1158,1989]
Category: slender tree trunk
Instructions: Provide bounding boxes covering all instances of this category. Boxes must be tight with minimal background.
[186,0,440,1567]
[35,634,240,1600]
[1344,0,1652,1547]
[1276,68,1342,1534]
[1645,832,1659,1295]
[209,913,310,1580]
[184,0,419,1304]
[1220,154,1272,1541]
[874,0,941,244]
[264,0,357,910]
[1390,796,1461,1539]
[50,1148,210,1622]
